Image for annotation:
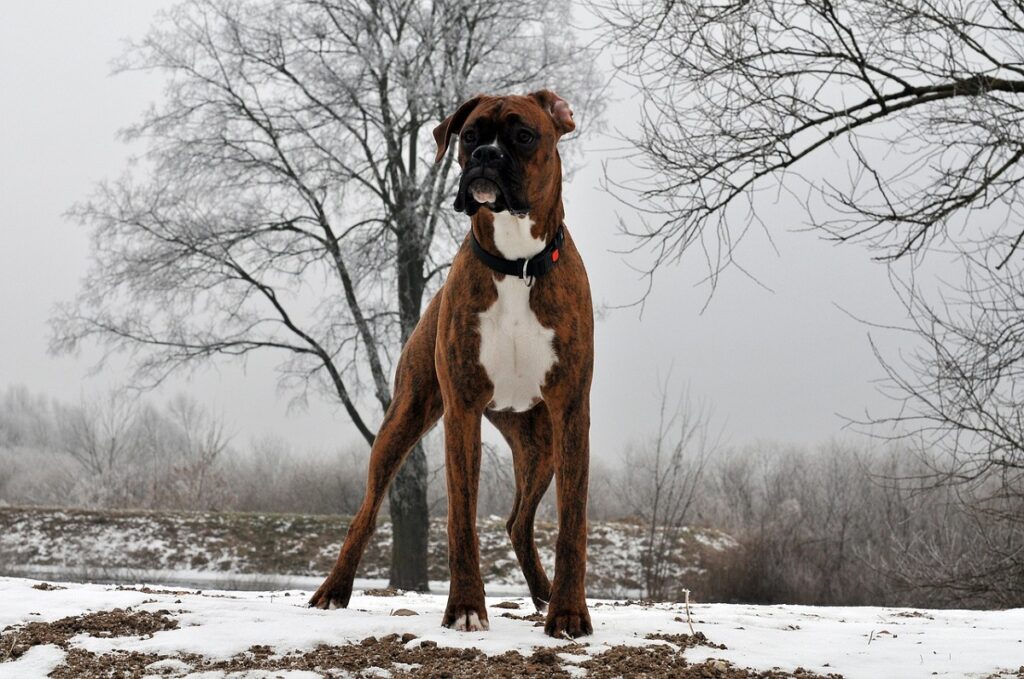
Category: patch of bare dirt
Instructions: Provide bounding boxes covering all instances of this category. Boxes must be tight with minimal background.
[48,648,185,679]
[364,586,403,597]
[201,635,838,678]
[581,647,841,679]
[890,610,935,620]
[499,611,545,626]
[113,585,200,595]
[0,608,179,660]
[30,582,66,591]
[646,631,728,650]
[44,642,844,679]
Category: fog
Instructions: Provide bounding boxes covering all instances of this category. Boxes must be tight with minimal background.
[0,1,910,460]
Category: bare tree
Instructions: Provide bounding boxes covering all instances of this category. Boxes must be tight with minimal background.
[0,386,54,451]
[54,391,156,507]
[597,0,1024,275]
[162,395,233,509]
[861,260,1024,605]
[56,392,141,481]
[53,0,599,590]
[617,384,718,600]
[598,0,1024,602]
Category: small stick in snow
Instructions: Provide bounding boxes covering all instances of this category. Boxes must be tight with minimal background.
[683,589,695,636]
[559,631,585,646]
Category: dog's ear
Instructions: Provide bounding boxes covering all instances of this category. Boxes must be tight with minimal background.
[433,96,484,163]
[530,89,576,136]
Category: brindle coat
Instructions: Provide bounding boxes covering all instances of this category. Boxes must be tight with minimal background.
[309,91,594,639]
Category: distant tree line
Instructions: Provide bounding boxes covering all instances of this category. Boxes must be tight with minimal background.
[0,384,366,515]
[2,383,1019,608]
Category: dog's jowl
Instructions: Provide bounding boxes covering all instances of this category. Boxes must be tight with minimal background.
[309,90,594,639]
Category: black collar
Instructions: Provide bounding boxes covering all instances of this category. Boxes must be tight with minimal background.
[471,224,564,283]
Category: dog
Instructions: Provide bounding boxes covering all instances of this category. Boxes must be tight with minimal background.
[308,90,593,639]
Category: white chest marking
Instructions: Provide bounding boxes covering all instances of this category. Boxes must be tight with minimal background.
[491,211,545,259]
[477,212,557,411]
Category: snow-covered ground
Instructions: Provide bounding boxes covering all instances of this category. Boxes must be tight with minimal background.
[1,576,1021,678]
[0,507,735,600]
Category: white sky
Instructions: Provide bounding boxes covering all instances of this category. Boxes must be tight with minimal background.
[0,2,912,460]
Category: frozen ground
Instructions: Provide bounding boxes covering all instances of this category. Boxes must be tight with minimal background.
[1,577,1022,678]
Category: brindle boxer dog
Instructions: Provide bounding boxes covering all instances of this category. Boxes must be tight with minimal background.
[309,90,593,639]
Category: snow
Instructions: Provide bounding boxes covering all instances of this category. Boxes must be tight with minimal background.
[2,576,1022,678]
[0,644,65,679]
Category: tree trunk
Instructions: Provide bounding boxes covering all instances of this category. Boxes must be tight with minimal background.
[388,440,431,591]
[387,204,431,591]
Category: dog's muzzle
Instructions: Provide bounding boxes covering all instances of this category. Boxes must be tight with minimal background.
[454,154,529,217]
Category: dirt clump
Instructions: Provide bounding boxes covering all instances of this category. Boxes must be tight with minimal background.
[646,631,728,650]
[364,586,403,596]
[0,608,179,660]
[49,648,192,679]
[499,611,545,626]
[581,646,841,679]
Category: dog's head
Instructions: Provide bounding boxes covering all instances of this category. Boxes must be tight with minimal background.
[433,90,575,217]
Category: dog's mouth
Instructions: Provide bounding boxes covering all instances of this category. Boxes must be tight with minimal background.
[469,178,500,207]
[454,168,529,217]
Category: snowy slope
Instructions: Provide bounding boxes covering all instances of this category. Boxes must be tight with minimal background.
[1,577,1022,678]
[0,507,734,599]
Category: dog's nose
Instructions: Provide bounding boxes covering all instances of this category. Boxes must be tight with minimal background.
[471,145,502,164]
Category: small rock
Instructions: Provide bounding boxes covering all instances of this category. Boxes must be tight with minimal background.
[420,640,438,648]
[391,608,419,616]
[361,636,378,646]
[401,633,418,643]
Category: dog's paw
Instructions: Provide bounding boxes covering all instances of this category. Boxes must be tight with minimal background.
[442,605,489,632]
[544,606,592,639]
[308,576,352,610]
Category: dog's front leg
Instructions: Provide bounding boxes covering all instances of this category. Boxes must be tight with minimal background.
[441,407,489,631]
[545,396,593,638]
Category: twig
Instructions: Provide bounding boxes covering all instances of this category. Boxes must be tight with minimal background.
[683,589,695,635]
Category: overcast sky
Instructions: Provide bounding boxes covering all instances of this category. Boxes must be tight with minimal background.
[0,2,915,461]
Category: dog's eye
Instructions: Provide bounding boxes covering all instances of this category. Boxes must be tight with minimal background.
[516,129,535,145]
[462,129,478,144]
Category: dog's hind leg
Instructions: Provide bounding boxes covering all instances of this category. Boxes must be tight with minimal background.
[486,405,555,611]
[309,297,443,611]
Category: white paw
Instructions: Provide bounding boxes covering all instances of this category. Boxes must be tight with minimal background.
[453,611,489,632]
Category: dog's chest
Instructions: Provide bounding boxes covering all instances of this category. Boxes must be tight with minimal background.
[476,213,557,412]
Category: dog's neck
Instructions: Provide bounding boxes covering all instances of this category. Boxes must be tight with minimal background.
[471,198,564,261]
